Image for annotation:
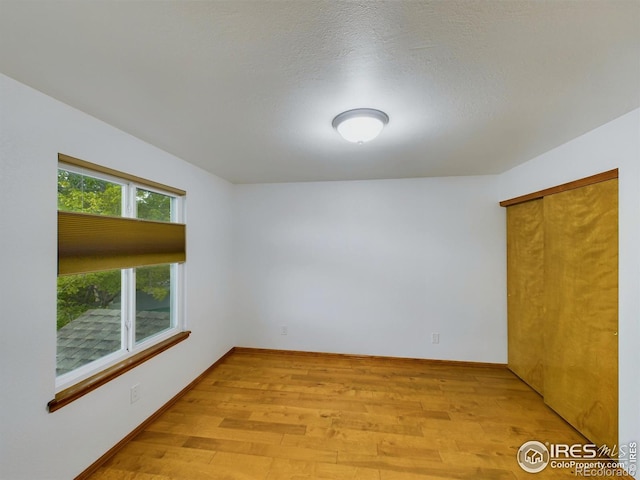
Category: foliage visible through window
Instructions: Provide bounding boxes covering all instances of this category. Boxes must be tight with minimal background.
[57,270,121,331]
[56,165,182,383]
[135,264,172,344]
[136,188,172,222]
[58,170,122,216]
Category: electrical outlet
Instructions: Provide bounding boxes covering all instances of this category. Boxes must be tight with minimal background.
[281,325,288,335]
[431,333,440,344]
[130,383,140,404]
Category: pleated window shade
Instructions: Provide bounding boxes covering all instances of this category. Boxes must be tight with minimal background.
[58,212,186,275]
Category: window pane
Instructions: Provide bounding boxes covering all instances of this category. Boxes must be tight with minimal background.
[58,169,122,216]
[136,188,172,222]
[135,264,172,344]
[56,270,122,376]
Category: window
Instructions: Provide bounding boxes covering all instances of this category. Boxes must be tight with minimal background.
[52,154,188,408]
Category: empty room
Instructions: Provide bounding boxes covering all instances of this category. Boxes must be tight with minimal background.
[1,1,639,479]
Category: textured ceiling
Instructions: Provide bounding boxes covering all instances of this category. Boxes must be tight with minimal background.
[1,1,638,184]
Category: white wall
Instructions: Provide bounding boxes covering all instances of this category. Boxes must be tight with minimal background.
[233,176,507,363]
[498,108,640,474]
[0,74,235,480]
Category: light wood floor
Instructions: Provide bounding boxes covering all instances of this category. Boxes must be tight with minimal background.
[88,348,628,479]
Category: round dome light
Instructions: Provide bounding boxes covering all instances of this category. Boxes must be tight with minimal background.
[332,108,389,144]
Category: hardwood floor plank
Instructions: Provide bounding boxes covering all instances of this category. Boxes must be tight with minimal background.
[182,435,255,455]
[169,401,253,420]
[131,431,190,447]
[86,349,631,480]
[338,452,513,479]
[219,417,308,435]
[90,470,171,480]
[248,408,335,428]
[266,458,381,480]
[280,433,379,456]
[377,443,441,461]
[146,420,285,444]
[331,418,423,437]
[209,451,273,479]
[99,454,221,480]
[249,442,338,463]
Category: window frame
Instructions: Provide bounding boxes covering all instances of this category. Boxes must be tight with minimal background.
[50,155,188,410]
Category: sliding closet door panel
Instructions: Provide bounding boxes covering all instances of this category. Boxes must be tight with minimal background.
[507,200,544,394]
[544,179,618,448]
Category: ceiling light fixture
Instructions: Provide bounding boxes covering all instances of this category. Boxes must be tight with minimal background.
[332,108,389,144]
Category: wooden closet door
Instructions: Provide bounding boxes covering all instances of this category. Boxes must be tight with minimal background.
[507,200,545,394]
[544,179,618,448]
